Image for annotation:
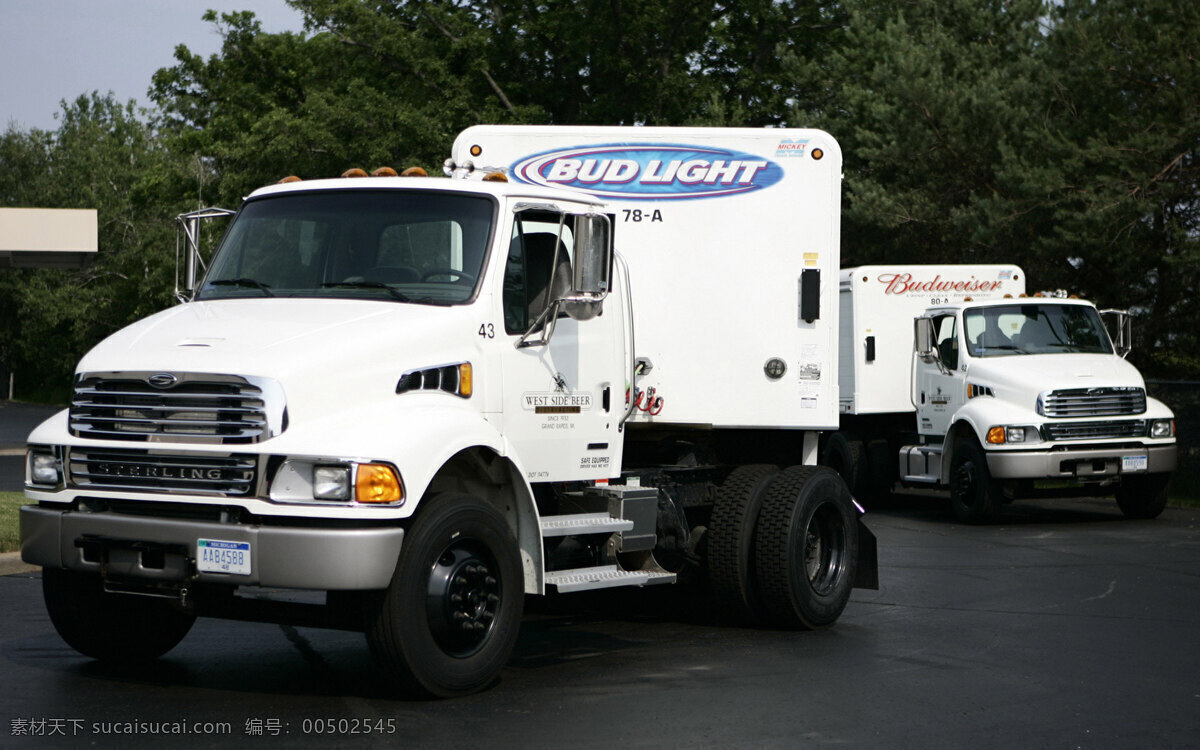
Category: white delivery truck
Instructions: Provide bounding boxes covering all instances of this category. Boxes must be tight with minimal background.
[829,265,1177,523]
[21,126,877,698]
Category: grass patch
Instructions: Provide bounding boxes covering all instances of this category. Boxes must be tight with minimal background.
[0,491,27,553]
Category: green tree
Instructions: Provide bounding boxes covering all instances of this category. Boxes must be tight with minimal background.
[0,93,188,401]
[805,0,1049,268]
[1038,0,1200,375]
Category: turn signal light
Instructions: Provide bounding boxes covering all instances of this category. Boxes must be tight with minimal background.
[987,426,1007,444]
[356,463,404,504]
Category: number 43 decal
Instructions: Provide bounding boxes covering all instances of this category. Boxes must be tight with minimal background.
[478,323,495,339]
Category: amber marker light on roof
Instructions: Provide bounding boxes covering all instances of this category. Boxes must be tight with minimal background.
[355,463,404,504]
[372,166,399,177]
[277,175,302,184]
[483,171,508,182]
[342,168,369,178]
[400,166,428,177]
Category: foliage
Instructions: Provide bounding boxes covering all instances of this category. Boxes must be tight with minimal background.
[0,0,1197,391]
[0,93,192,401]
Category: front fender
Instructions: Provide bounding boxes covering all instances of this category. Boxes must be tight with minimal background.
[264,395,521,518]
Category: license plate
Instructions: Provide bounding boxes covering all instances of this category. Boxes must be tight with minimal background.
[1121,455,1148,473]
[197,539,251,575]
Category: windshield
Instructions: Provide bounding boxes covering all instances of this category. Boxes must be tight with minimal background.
[965,304,1114,357]
[197,190,494,305]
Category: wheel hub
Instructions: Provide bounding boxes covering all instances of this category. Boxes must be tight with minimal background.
[426,543,501,657]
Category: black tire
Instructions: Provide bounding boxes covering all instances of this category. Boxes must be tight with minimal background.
[42,567,195,662]
[365,493,523,698]
[1115,473,1170,519]
[754,466,857,629]
[821,432,868,501]
[949,436,1003,524]
[706,464,779,624]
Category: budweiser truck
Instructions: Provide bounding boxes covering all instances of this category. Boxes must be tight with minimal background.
[829,265,1177,523]
[22,126,877,698]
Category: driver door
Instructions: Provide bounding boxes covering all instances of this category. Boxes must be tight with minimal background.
[498,207,624,483]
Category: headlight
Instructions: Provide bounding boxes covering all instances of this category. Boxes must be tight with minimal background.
[313,465,352,500]
[272,459,404,505]
[986,426,1039,444]
[1150,419,1175,438]
[29,451,60,485]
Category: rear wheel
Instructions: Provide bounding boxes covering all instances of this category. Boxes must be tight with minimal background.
[706,464,778,624]
[365,493,523,698]
[1115,473,1169,519]
[754,466,857,629]
[42,567,195,662]
[949,437,1003,524]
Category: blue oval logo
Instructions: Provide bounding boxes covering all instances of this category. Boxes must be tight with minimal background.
[511,144,783,201]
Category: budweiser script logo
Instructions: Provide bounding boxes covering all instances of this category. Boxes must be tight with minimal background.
[877,272,1005,296]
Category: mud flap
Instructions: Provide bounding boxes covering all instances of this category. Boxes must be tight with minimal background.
[853,517,879,590]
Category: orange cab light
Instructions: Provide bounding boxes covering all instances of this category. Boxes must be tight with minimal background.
[986,426,1007,444]
[483,171,508,182]
[277,175,302,184]
[341,168,369,178]
[355,463,403,504]
[372,166,399,177]
[400,166,428,177]
[458,363,473,397]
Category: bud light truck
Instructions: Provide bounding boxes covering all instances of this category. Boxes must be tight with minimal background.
[828,265,1177,523]
[21,126,877,698]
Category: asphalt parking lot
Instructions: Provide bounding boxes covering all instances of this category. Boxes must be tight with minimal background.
[3,485,1198,749]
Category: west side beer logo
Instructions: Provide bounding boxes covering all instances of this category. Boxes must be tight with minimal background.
[510,144,784,200]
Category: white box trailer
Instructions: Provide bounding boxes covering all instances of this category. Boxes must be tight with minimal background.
[452,125,843,438]
[827,264,1176,524]
[838,265,1024,415]
[22,126,877,699]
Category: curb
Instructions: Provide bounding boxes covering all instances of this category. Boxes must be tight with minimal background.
[0,551,38,576]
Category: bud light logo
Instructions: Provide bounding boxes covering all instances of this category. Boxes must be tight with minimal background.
[510,144,784,200]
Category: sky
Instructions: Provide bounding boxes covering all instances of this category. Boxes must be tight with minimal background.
[0,0,306,132]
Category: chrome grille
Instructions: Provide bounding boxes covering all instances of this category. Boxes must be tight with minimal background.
[1038,387,1146,417]
[71,373,270,444]
[1044,420,1147,441]
[69,449,256,496]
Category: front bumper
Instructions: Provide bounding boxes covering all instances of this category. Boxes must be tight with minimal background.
[20,505,404,590]
[987,443,1177,481]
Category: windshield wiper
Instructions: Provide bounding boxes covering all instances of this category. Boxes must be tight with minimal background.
[208,278,274,296]
[320,281,411,302]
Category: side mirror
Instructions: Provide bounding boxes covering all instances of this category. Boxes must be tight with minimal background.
[1101,309,1132,358]
[175,207,234,302]
[562,213,611,321]
[914,316,938,363]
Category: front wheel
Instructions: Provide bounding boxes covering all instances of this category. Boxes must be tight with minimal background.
[1115,473,1169,519]
[949,437,1003,524]
[42,567,195,662]
[365,493,523,698]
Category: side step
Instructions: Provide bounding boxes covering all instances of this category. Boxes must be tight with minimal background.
[545,565,676,593]
[540,512,633,537]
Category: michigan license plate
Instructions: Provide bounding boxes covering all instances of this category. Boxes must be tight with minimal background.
[1121,455,1148,473]
[197,539,251,575]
